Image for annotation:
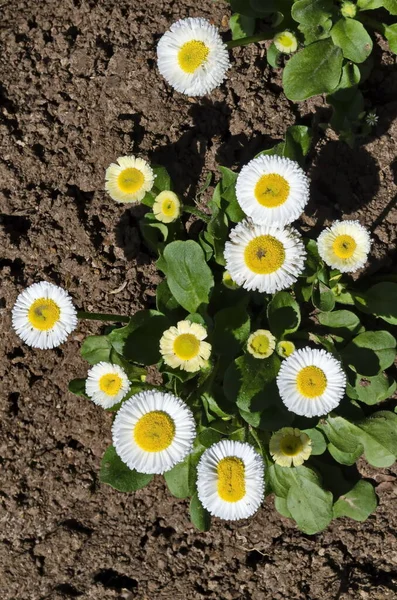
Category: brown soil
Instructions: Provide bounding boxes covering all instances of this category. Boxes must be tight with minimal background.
[1,1,397,599]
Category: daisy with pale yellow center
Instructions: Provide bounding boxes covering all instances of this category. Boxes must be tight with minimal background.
[85,361,130,409]
[157,17,230,96]
[270,427,312,467]
[277,348,346,417]
[160,320,211,372]
[197,440,265,520]
[276,340,296,358]
[224,219,306,294]
[274,31,298,54]
[317,220,371,273]
[12,281,77,349]
[153,190,181,223]
[105,155,154,204]
[236,155,309,226]
[247,329,276,359]
[112,390,196,474]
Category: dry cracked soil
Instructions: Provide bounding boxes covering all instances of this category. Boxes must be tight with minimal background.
[1,1,397,599]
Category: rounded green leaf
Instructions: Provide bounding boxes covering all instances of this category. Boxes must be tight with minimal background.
[384,0,397,15]
[287,479,333,534]
[81,335,112,365]
[68,378,87,397]
[302,428,327,455]
[292,0,334,26]
[267,291,301,338]
[312,281,336,312]
[353,373,396,405]
[164,448,204,499]
[342,330,396,376]
[331,18,373,63]
[359,282,397,325]
[333,480,378,521]
[213,301,251,360]
[385,24,397,54]
[189,492,211,531]
[230,13,256,40]
[283,39,343,101]
[159,241,214,313]
[100,445,153,492]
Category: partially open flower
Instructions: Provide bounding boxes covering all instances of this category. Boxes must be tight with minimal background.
[270,427,312,467]
[12,281,77,349]
[197,440,265,520]
[160,320,211,372]
[317,220,371,273]
[247,329,276,359]
[112,391,196,474]
[105,155,154,204]
[274,31,298,54]
[222,270,240,290]
[157,17,230,96]
[341,1,357,18]
[276,340,296,358]
[153,190,181,223]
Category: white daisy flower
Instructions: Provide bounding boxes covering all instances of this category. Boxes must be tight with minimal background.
[277,348,346,418]
[224,219,306,294]
[157,17,230,96]
[85,362,130,409]
[197,440,265,521]
[153,190,181,223]
[105,155,154,204]
[247,329,276,359]
[235,155,309,226]
[317,220,371,273]
[274,31,298,54]
[112,390,196,474]
[11,281,77,349]
[270,427,312,467]
[160,320,211,373]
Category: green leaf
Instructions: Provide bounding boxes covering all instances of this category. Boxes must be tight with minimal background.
[353,373,396,405]
[190,492,211,531]
[358,282,397,325]
[258,126,313,167]
[317,309,361,339]
[68,378,87,397]
[357,0,383,9]
[312,281,335,312]
[100,445,153,492]
[331,18,373,63]
[234,353,281,411]
[81,335,112,365]
[164,447,204,498]
[213,301,251,360]
[384,0,397,15]
[333,480,378,521]
[156,280,181,318]
[274,495,292,519]
[108,310,169,365]
[292,0,334,26]
[139,214,168,253]
[158,241,214,313]
[267,42,281,68]
[152,165,171,192]
[268,291,301,339]
[218,166,245,223]
[385,24,397,54]
[302,428,327,455]
[287,479,333,535]
[229,13,256,40]
[342,330,396,376]
[268,464,318,498]
[283,39,343,101]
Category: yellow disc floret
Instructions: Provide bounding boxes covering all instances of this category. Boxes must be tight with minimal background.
[117,168,145,194]
[296,366,327,398]
[134,411,176,452]
[217,456,246,503]
[173,333,200,360]
[28,298,60,331]
[244,235,286,274]
[274,31,298,54]
[178,40,209,73]
[99,373,123,396]
[254,174,290,208]
[279,433,304,456]
[332,234,357,259]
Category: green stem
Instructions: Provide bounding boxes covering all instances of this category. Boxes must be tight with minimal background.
[182,205,210,223]
[358,14,385,34]
[226,31,274,49]
[77,311,130,323]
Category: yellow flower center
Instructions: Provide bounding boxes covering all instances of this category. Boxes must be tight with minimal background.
[296,366,327,398]
[217,457,246,503]
[279,434,304,456]
[277,33,294,48]
[254,174,290,208]
[173,333,200,360]
[178,40,209,73]
[332,234,357,259]
[134,411,175,452]
[250,334,270,356]
[162,198,177,217]
[27,298,60,330]
[244,235,286,274]
[117,167,145,194]
[277,341,295,358]
[99,373,123,396]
